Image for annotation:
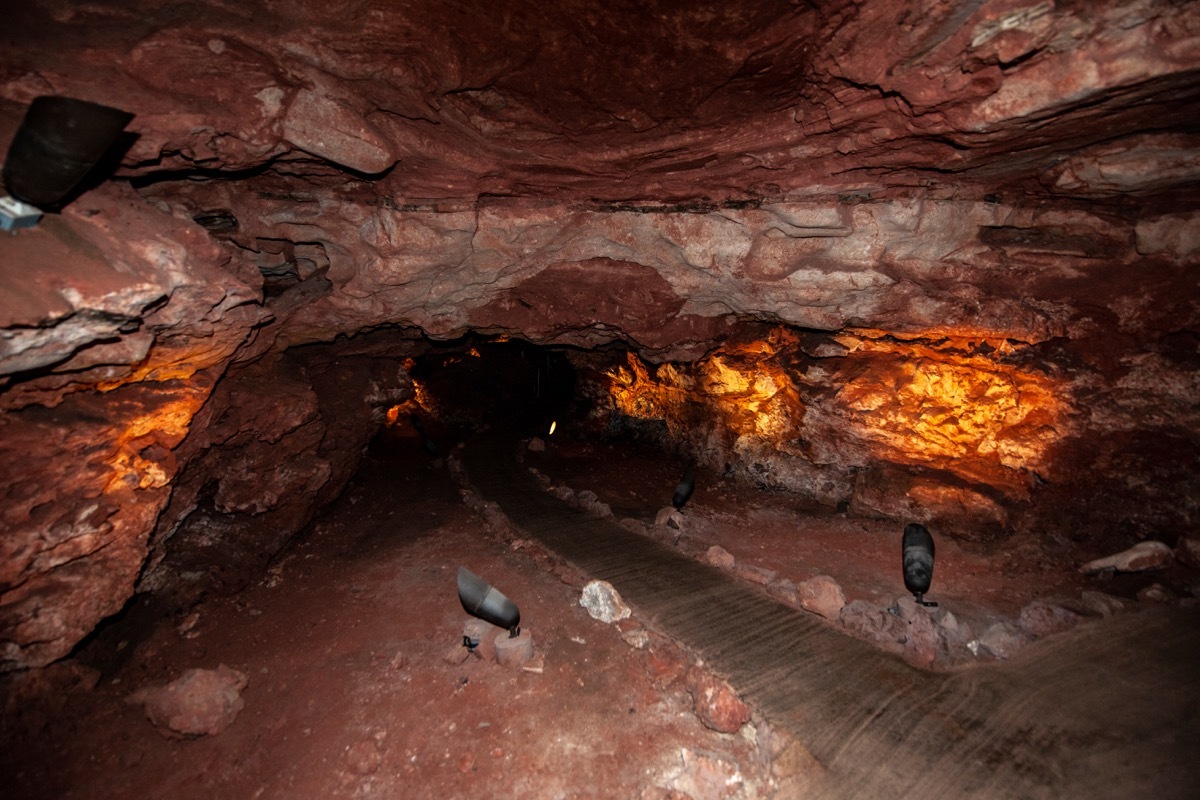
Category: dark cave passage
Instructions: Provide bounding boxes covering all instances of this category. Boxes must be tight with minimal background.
[404,337,580,436]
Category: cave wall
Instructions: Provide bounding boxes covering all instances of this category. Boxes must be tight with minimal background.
[0,189,263,670]
[577,324,1199,546]
[140,339,414,606]
[1,0,1198,671]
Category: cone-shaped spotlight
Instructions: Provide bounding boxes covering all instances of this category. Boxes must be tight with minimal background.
[457,566,521,636]
[3,96,133,210]
[672,467,695,511]
[902,523,938,607]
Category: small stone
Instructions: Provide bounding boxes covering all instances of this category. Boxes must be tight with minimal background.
[576,490,599,504]
[934,609,974,657]
[839,600,906,655]
[1018,600,1082,637]
[687,667,750,734]
[978,622,1033,659]
[656,507,684,528]
[1175,537,1200,568]
[580,580,632,623]
[617,620,650,649]
[1137,583,1174,604]
[1080,590,1130,617]
[127,664,248,738]
[554,485,575,501]
[705,545,736,570]
[1080,540,1174,574]
[177,611,201,635]
[732,562,777,586]
[527,437,546,452]
[893,596,939,667]
[620,517,648,534]
[346,740,382,774]
[767,577,798,606]
[582,498,613,518]
[645,646,687,687]
[797,575,845,620]
[553,562,585,585]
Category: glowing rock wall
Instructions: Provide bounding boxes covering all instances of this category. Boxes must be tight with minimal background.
[586,324,1192,544]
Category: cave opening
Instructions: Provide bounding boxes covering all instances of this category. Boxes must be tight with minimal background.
[401,337,581,437]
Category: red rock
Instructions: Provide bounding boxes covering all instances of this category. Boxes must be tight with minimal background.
[645,646,687,688]
[839,600,907,656]
[1018,600,1082,638]
[704,546,736,570]
[669,748,744,800]
[1080,591,1131,618]
[767,577,798,606]
[1176,537,1200,568]
[978,622,1033,660]
[797,576,846,621]
[345,740,383,775]
[893,597,940,668]
[282,88,395,175]
[732,562,777,586]
[1080,541,1174,574]
[1137,584,1175,604]
[686,667,751,734]
[656,507,685,529]
[127,664,248,738]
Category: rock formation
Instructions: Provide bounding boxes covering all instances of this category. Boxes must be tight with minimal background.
[1,0,1197,670]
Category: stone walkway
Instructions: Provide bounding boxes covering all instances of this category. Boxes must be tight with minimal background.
[463,437,1200,799]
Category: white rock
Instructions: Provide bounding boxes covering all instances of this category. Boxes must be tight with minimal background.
[579,580,631,623]
[1080,540,1173,574]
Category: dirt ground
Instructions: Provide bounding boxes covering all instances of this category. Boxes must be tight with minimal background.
[1,427,1189,799]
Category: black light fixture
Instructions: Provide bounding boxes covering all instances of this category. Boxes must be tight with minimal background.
[1,95,134,231]
[457,566,521,638]
[902,523,938,607]
[672,466,695,511]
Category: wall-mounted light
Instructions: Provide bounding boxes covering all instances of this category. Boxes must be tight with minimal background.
[1,95,133,231]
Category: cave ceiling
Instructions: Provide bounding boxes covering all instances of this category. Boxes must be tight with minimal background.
[1,0,1197,374]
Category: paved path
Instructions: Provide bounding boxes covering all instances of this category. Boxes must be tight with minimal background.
[463,439,1200,799]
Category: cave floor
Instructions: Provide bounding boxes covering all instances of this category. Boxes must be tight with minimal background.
[3,427,1197,799]
[470,435,1200,799]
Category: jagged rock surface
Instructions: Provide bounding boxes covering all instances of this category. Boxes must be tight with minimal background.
[1,0,1198,670]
